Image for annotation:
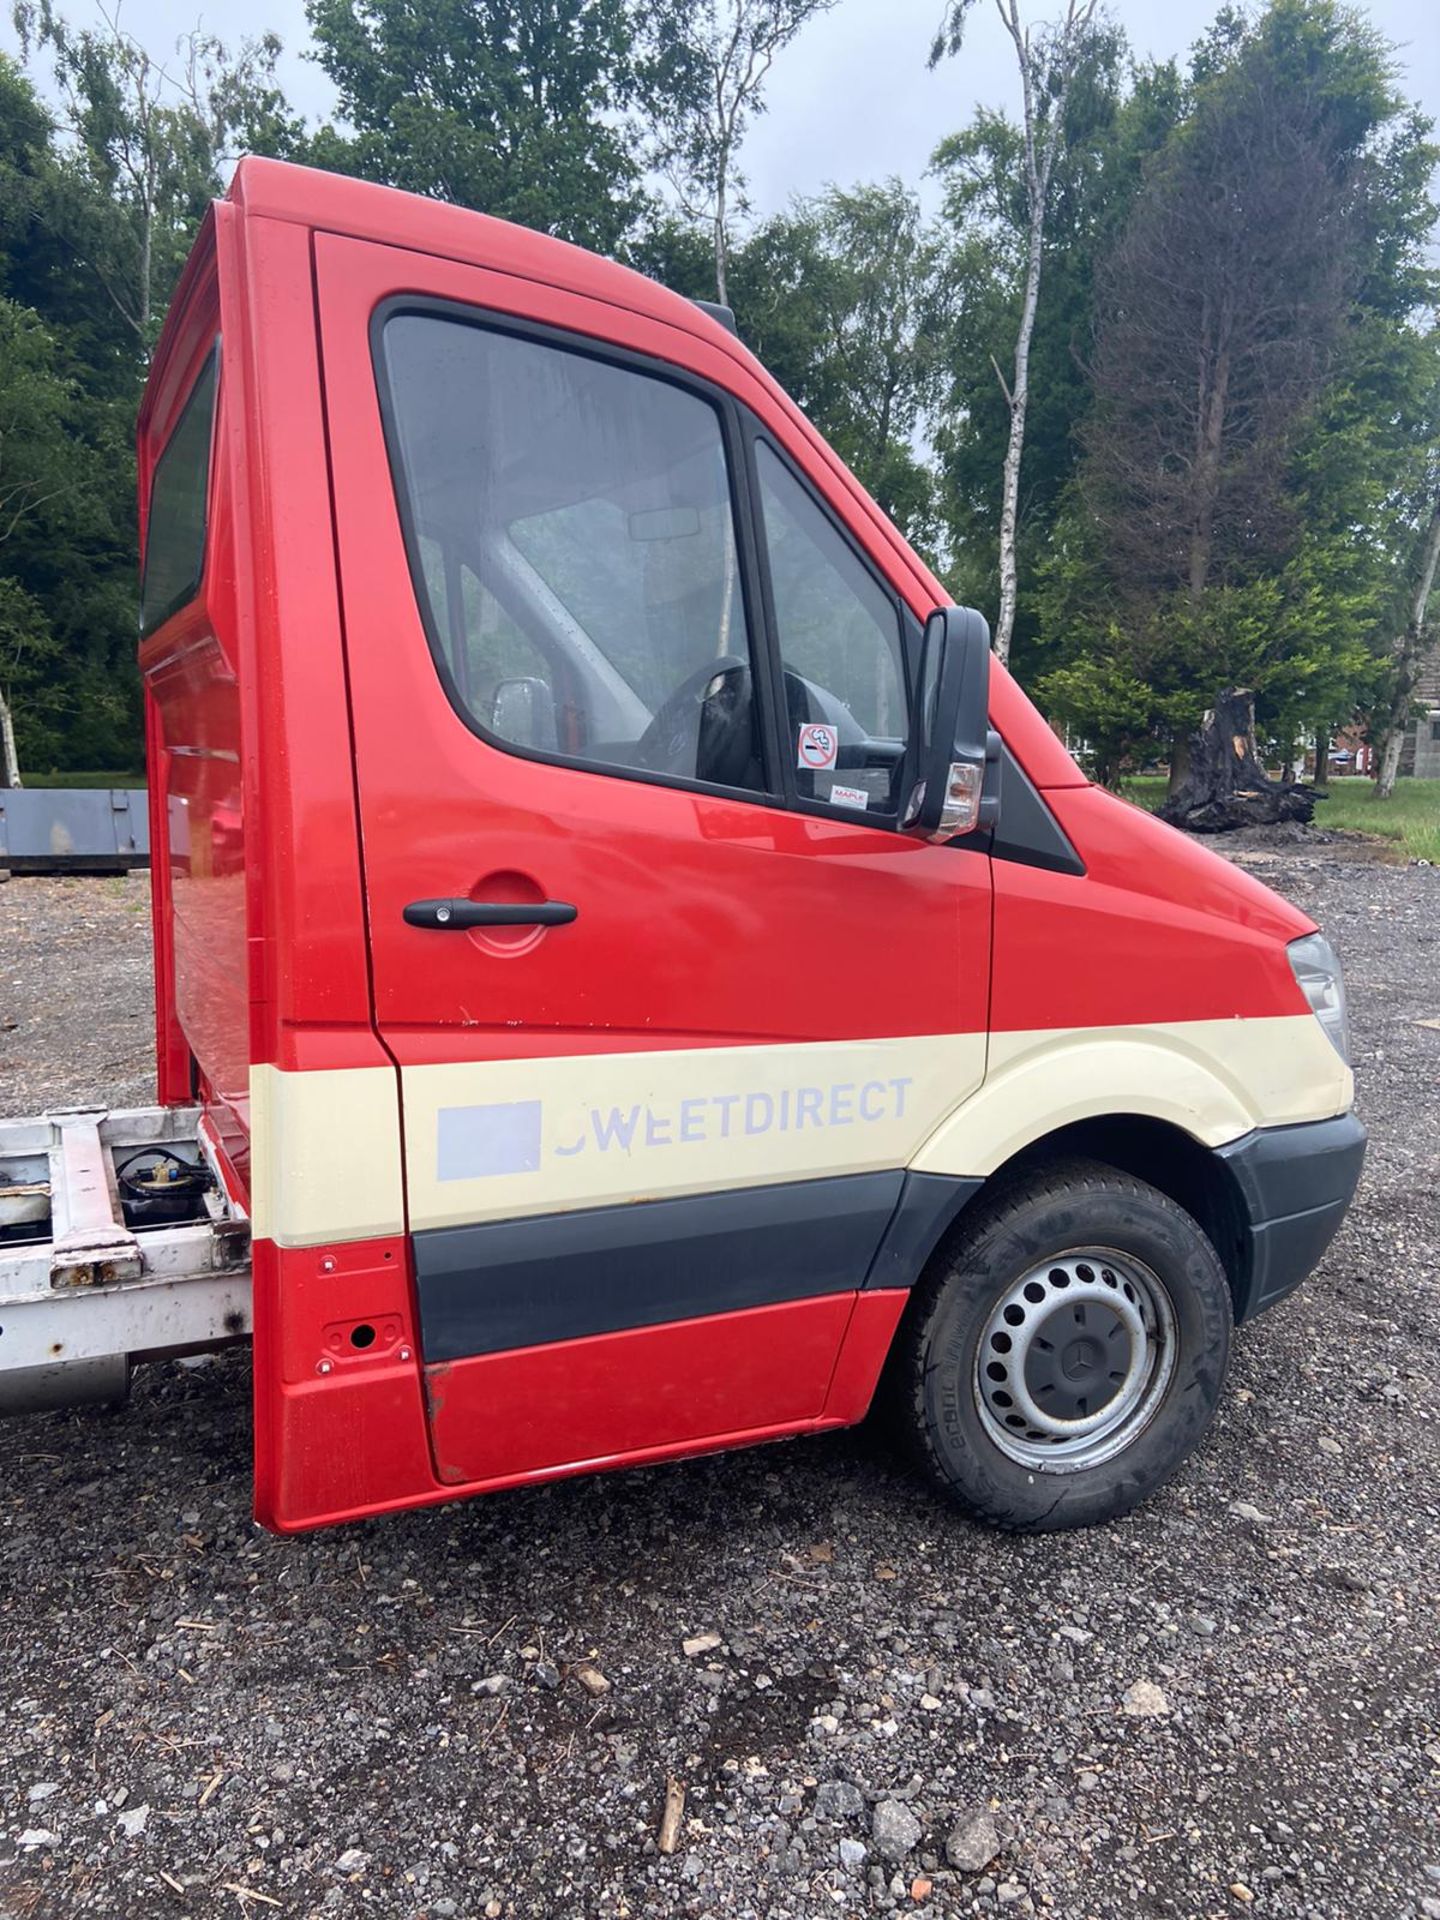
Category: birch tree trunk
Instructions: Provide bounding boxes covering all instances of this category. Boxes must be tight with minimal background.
[714,164,728,306]
[712,46,732,306]
[673,1,837,311]
[988,0,1096,667]
[0,687,21,788]
[1375,492,1440,801]
[1376,727,1405,799]
[994,192,1046,665]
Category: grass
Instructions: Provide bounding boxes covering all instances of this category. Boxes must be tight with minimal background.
[1315,776,1440,861]
[19,769,146,789]
[1117,776,1169,811]
[1120,773,1440,861]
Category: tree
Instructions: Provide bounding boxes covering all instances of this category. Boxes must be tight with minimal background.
[3,14,303,770]
[305,0,654,254]
[0,298,90,778]
[1373,474,1440,798]
[1161,687,1317,831]
[13,0,300,352]
[632,181,948,549]
[1045,0,1437,794]
[928,34,1180,672]
[729,184,946,541]
[929,0,1100,665]
[1085,57,1352,624]
[654,0,836,306]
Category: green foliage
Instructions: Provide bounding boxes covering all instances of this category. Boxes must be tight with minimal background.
[0,288,125,766]
[14,2,301,345]
[1,15,296,773]
[727,183,946,551]
[1036,549,1377,782]
[631,183,947,555]
[303,0,655,253]
[928,33,1182,670]
[0,576,60,765]
[22,765,143,784]
[622,210,715,300]
[0,0,1436,786]
[644,0,837,302]
[1039,0,1439,781]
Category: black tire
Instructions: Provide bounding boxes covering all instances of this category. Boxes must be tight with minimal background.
[892,1158,1233,1532]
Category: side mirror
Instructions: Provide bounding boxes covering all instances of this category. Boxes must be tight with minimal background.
[492,677,558,751]
[907,606,1000,841]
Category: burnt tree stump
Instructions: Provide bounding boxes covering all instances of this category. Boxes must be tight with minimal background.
[1158,688,1317,833]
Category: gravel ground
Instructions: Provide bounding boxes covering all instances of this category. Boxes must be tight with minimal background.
[1,843,1437,1920]
[0,874,156,1113]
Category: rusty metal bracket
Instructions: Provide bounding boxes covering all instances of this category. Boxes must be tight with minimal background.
[46,1109,144,1288]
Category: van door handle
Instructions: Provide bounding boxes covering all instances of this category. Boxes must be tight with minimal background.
[403,898,578,930]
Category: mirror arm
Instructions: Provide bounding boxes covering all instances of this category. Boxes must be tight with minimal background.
[979,728,1003,832]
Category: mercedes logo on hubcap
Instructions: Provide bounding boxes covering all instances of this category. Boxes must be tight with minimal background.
[1062,1337,1100,1380]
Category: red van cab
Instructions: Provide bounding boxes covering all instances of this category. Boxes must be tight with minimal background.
[135,158,1363,1534]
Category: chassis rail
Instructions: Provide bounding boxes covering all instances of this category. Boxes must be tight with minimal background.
[0,1105,251,1414]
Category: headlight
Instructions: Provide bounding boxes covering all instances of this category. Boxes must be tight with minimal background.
[1287,933,1350,1064]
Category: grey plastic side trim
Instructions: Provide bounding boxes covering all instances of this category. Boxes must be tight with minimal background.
[414,1171,905,1362]
[863,1171,984,1291]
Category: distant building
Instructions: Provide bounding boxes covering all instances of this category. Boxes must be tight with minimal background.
[1401,640,1440,778]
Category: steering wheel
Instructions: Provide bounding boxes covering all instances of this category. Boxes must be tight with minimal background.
[633,656,752,781]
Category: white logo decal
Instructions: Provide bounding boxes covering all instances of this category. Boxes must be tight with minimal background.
[555,1077,913,1159]
[437,1077,916,1177]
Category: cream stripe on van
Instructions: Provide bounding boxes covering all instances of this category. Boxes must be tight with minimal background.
[250,1015,1350,1250]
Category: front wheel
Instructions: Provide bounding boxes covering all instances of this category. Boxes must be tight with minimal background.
[893,1159,1234,1531]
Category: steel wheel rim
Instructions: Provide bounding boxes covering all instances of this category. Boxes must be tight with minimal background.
[972,1247,1178,1473]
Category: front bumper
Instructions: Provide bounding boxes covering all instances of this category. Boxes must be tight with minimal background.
[1218,1110,1367,1322]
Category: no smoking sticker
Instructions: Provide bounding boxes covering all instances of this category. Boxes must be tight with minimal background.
[797,722,838,771]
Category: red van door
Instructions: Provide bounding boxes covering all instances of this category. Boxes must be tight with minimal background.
[315,234,991,1488]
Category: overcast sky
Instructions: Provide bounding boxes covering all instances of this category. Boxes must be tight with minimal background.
[3,0,1437,220]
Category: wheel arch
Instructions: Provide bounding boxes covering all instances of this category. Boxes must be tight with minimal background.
[896,1113,1252,1321]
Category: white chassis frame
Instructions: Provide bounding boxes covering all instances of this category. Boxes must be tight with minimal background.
[0,1105,251,1409]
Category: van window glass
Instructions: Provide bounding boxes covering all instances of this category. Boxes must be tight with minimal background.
[416,538,549,715]
[379,314,764,794]
[756,442,908,813]
[140,347,218,635]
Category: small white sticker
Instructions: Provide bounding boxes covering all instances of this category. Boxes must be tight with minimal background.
[829,783,869,810]
[797,722,839,771]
